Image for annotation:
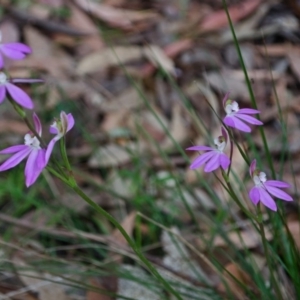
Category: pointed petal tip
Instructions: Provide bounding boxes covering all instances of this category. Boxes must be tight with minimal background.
[222,91,230,107]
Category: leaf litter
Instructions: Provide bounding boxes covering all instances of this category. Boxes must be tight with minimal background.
[0,0,300,299]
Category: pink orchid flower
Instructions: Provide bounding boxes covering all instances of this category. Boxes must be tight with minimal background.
[0,33,31,68]
[186,127,230,172]
[0,114,46,187]
[0,72,43,109]
[248,160,293,211]
[222,92,263,132]
[45,111,75,163]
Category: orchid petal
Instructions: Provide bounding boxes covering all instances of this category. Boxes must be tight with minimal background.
[0,145,27,154]
[249,187,260,205]
[33,113,42,136]
[235,113,263,125]
[0,146,31,171]
[5,83,34,109]
[264,185,293,201]
[11,78,44,84]
[259,188,277,211]
[190,150,215,169]
[60,111,68,133]
[0,85,6,104]
[264,180,290,188]
[49,125,58,135]
[0,54,3,69]
[237,108,260,114]
[222,92,230,107]
[204,152,220,172]
[45,137,59,164]
[231,116,251,132]
[66,113,75,132]
[36,149,46,169]
[2,43,31,53]
[25,149,40,187]
[0,43,31,59]
[249,159,256,177]
[219,153,230,170]
[186,145,214,151]
[223,116,235,128]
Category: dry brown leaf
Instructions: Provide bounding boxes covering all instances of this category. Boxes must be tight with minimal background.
[196,227,272,250]
[69,3,104,55]
[161,104,190,151]
[200,0,261,32]
[87,278,115,300]
[288,50,300,82]
[256,44,300,57]
[98,87,143,112]
[13,257,72,300]
[143,45,176,76]
[128,108,169,145]
[140,39,192,78]
[287,221,300,250]
[22,27,73,78]
[88,142,145,168]
[101,110,130,133]
[109,211,136,263]
[218,262,256,299]
[74,0,158,30]
[30,3,51,19]
[0,20,19,43]
[76,46,143,75]
[205,70,249,100]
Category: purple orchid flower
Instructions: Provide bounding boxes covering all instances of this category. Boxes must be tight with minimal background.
[0,33,31,68]
[186,127,231,172]
[0,72,43,109]
[0,114,46,187]
[45,111,75,163]
[248,160,293,211]
[222,92,263,132]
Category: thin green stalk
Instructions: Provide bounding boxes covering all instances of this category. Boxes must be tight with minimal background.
[71,185,183,300]
[49,143,182,298]
[59,138,76,186]
[226,135,233,177]
[46,166,70,185]
[220,172,259,225]
[256,206,283,300]
[222,0,275,177]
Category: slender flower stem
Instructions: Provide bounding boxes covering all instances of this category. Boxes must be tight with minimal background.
[46,166,70,185]
[9,99,47,148]
[224,127,250,165]
[256,205,283,300]
[222,0,275,177]
[227,134,234,177]
[51,160,183,299]
[220,172,259,225]
[59,138,77,186]
[71,185,183,300]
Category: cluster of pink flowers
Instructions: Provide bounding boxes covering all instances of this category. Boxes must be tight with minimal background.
[0,34,74,187]
[187,93,292,212]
